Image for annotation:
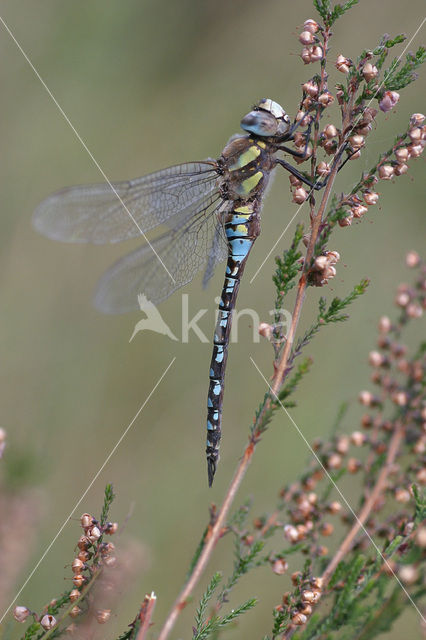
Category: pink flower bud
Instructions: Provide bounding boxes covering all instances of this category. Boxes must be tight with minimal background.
[300,48,312,64]
[410,113,425,126]
[378,164,394,180]
[317,161,330,176]
[363,191,379,205]
[323,124,338,138]
[394,163,408,176]
[362,63,378,82]
[318,91,334,106]
[14,606,30,623]
[395,147,409,163]
[406,251,420,268]
[310,45,324,62]
[272,558,288,575]
[349,135,365,149]
[302,80,319,97]
[40,615,57,630]
[409,127,422,142]
[379,90,400,112]
[293,187,308,204]
[352,205,368,218]
[336,54,351,73]
[299,30,315,45]
[303,19,319,34]
[407,143,424,158]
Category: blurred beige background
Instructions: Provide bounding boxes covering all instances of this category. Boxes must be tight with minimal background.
[0,0,424,638]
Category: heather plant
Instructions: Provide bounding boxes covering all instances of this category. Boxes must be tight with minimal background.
[4,0,426,638]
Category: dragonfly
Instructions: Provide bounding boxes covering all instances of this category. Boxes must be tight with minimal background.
[33,98,337,486]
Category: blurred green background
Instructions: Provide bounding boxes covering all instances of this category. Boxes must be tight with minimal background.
[0,0,424,638]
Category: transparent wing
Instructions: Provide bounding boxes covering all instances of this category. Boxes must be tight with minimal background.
[33,162,219,244]
[94,199,229,313]
[202,222,229,288]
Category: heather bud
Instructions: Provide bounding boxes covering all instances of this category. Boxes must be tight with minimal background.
[406,250,420,267]
[293,187,308,204]
[303,19,319,34]
[362,63,378,81]
[379,90,399,112]
[318,91,334,106]
[13,606,30,623]
[336,54,351,73]
[317,161,331,176]
[40,615,57,630]
[310,45,323,61]
[302,80,319,97]
[272,558,288,575]
[96,609,112,624]
[299,30,315,45]
[363,191,379,205]
[410,113,425,126]
[323,124,338,138]
[378,164,394,180]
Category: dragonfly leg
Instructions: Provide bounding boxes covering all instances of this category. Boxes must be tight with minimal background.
[276,142,351,191]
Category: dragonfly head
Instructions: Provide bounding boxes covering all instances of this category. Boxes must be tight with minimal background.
[241,98,291,139]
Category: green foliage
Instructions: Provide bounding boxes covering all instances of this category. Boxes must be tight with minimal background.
[382,46,426,91]
[273,223,304,309]
[278,358,313,406]
[412,484,426,523]
[194,573,222,633]
[313,0,359,26]
[192,598,257,640]
[100,483,115,527]
[187,526,210,579]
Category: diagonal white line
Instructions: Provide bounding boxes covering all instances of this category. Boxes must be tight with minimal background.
[0,357,176,624]
[0,15,175,284]
[250,356,426,623]
[250,15,426,283]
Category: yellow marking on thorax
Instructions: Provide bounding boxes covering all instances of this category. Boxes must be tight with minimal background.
[229,145,261,171]
[234,204,255,214]
[237,171,263,196]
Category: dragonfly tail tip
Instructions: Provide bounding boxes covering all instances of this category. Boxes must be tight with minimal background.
[207,457,217,487]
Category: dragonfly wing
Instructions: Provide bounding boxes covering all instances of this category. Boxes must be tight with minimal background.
[202,218,229,288]
[94,201,228,313]
[33,162,219,244]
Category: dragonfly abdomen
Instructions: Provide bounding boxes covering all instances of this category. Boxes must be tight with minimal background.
[206,201,260,486]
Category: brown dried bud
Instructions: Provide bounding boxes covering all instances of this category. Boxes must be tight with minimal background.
[300,603,313,616]
[292,612,307,625]
[378,164,394,180]
[407,302,423,318]
[103,521,118,534]
[351,431,366,446]
[352,205,368,218]
[291,571,302,585]
[96,609,112,624]
[301,590,316,603]
[40,615,57,630]
[284,524,299,543]
[78,550,91,562]
[363,190,379,205]
[320,522,334,536]
[317,161,331,176]
[289,174,302,188]
[272,558,288,574]
[406,250,420,268]
[362,63,378,82]
[394,163,408,176]
[71,558,84,574]
[299,30,315,46]
[13,606,30,623]
[303,19,319,34]
[327,453,342,469]
[77,535,90,550]
[259,322,273,340]
[72,574,85,588]
[410,113,425,126]
[310,577,323,590]
[301,47,312,64]
[398,565,419,585]
[69,606,82,619]
[80,513,93,529]
[379,90,400,112]
[323,124,338,138]
[347,458,362,473]
[338,213,354,227]
[349,135,365,149]
[318,91,334,106]
[336,54,351,73]
[302,80,319,97]
[69,589,80,603]
[293,187,308,204]
[87,525,101,542]
[409,127,423,142]
[310,45,324,62]
[327,500,342,514]
[395,487,411,503]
